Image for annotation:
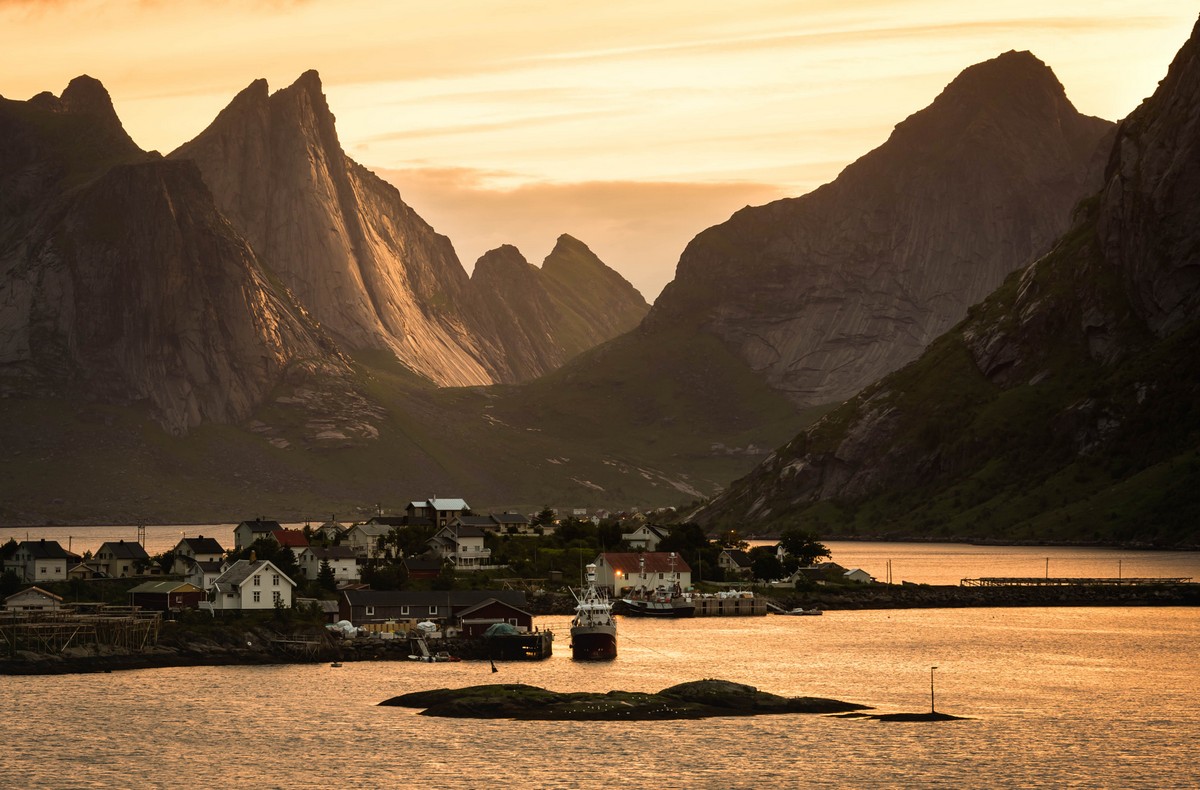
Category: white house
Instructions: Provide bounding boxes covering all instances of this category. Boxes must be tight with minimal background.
[844,568,873,584]
[4,586,64,611]
[621,525,669,552]
[209,559,296,611]
[297,546,360,582]
[427,525,491,570]
[6,539,76,583]
[182,558,227,591]
[94,540,150,578]
[172,536,226,575]
[717,549,753,579]
[592,552,692,596]
[343,523,392,558]
[232,519,282,550]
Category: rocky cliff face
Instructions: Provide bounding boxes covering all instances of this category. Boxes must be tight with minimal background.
[469,235,648,381]
[649,51,1114,408]
[171,73,645,387]
[0,79,347,435]
[695,24,1200,545]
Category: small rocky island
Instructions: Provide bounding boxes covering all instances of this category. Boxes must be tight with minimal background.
[379,679,871,720]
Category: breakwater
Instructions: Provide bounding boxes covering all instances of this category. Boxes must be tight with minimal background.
[780,582,1200,610]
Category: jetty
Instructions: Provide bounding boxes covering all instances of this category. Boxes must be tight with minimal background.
[961,577,1193,587]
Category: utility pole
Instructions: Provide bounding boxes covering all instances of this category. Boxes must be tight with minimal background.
[930,666,938,713]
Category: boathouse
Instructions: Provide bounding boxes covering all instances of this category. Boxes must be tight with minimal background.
[128,581,206,612]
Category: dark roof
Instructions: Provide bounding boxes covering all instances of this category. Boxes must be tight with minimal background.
[19,539,76,560]
[492,512,530,525]
[179,536,225,555]
[127,581,203,595]
[456,598,532,619]
[341,589,526,609]
[237,519,281,532]
[98,540,150,560]
[722,549,753,568]
[598,552,693,574]
[303,546,357,560]
[365,516,407,527]
[454,516,496,529]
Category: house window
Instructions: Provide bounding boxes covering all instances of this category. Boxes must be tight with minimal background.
[401,606,409,615]
[273,591,281,604]
[508,618,518,626]
[253,575,261,586]
[366,606,374,616]
[659,573,664,579]
[253,591,261,602]
[273,574,279,586]
[429,606,438,615]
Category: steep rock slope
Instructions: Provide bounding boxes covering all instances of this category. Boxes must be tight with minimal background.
[695,22,1200,546]
[470,235,648,381]
[170,72,494,387]
[649,51,1114,407]
[0,78,346,435]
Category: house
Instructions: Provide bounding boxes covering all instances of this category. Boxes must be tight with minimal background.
[363,515,408,528]
[294,597,341,623]
[456,598,534,637]
[491,512,531,534]
[427,524,491,570]
[451,515,498,533]
[593,552,692,596]
[844,568,874,584]
[314,518,346,542]
[172,535,226,574]
[66,561,104,581]
[181,558,227,591]
[4,586,64,611]
[233,519,282,550]
[209,559,296,611]
[297,546,360,581]
[400,556,443,580]
[621,524,669,551]
[338,589,527,625]
[718,549,754,579]
[128,581,206,612]
[406,498,470,528]
[271,529,309,556]
[5,539,78,583]
[790,562,849,585]
[343,523,393,558]
[94,540,151,578]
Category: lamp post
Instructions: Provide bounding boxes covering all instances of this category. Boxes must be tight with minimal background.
[930,666,938,713]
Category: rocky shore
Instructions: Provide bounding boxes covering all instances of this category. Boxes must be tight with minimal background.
[776,582,1200,611]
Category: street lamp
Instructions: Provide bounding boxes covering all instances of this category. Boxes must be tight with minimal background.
[930,666,938,713]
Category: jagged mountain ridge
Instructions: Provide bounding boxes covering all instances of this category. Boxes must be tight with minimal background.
[171,72,647,388]
[648,51,1114,407]
[693,22,1200,546]
[0,78,348,435]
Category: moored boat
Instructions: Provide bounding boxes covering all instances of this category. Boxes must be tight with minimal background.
[613,587,696,617]
[570,563,617,660]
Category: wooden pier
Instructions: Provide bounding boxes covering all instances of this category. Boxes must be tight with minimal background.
[692,596,767,617]
[960,577,1193,587]
[0,609,161,656]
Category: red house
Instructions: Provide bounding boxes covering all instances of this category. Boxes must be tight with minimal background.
[127,581,206,612]
[456,598,534,637]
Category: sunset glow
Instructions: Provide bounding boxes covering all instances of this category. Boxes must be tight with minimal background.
[2,1,1196,297]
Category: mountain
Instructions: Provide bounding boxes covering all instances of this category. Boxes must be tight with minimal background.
[0,77,346,436]
[693,22,1200,546]
[648,51,1114,407]
[170,72,646,387]
[470,235,648,381]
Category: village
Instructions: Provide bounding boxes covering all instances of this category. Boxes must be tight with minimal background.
[0,498,877,666]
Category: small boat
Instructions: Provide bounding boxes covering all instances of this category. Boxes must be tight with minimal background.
[570,563,617,660]
[782,607,823,616]
[330,661,343,667]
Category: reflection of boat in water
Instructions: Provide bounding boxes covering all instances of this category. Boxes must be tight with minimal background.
[613,553,695,617]
[570,563,617,660]
[408,651,462,662]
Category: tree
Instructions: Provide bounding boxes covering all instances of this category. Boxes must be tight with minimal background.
[777,527,831,567]
[532,507,556,528]
[714,529,749,551]
[317,559,337,592]
[750,552,784,582]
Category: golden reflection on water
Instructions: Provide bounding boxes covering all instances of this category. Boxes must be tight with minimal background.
[3,607,1198,788]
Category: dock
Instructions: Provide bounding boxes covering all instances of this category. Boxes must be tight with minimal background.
[692,596,767,617]
[960,577,1193,587]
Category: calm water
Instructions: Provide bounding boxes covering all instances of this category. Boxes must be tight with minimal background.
[4,524,1200,584]
[2,607,1198,788]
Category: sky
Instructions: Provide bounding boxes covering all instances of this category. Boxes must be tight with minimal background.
[2,1,1197,300]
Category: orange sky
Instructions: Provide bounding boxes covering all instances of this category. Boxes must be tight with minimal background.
[2,1,1196,299]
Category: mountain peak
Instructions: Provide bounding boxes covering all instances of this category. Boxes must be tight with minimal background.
[60,74,116,115]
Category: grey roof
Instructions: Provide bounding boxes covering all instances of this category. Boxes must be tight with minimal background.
[429,498,469,511]
[456,597,532,619]
[365,516,407,527]
[348,523,392,538]
[212,560,295,592]
[723,549,753,568]
[128,581,202,594]
[455,516,496,529]
[492,512,530,525]
[341,589,526,609]
[5,586,63,603]
[98,540,150,560]
[179,536,225,554]
[237,519,281,533]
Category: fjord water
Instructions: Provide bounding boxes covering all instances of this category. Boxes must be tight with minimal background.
[3,607,1198,788]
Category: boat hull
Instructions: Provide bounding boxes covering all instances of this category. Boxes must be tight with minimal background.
[570,625,617,660]
[613,599,696,618]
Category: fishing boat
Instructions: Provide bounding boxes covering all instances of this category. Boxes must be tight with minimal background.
[612,553,696,617]
[570,563,617,660]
